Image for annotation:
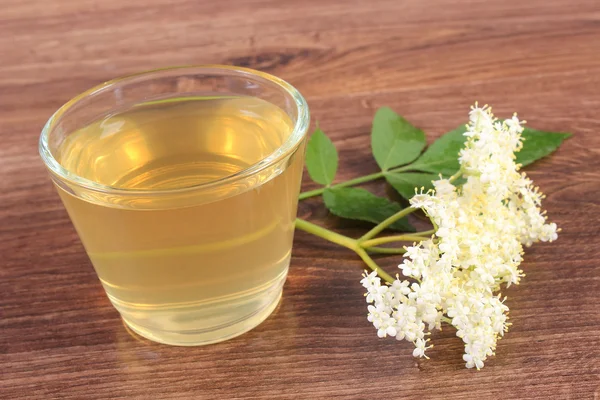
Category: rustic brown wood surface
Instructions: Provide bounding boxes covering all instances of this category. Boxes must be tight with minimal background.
[1,0,600,398]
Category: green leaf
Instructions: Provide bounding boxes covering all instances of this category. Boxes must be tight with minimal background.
[371,107,426,170]
[409,125,467,175]
[409,124,571,174]
[386,172,438,200]
[305,128,339,185]
[517,127,571,167]
[323,187,415,232]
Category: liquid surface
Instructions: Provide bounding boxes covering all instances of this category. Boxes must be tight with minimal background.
[55,96,305,344]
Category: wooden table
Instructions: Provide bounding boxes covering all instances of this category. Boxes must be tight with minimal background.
[2,0,600,398]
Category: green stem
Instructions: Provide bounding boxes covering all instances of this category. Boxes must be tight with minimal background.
[417,228,436,236]
[298,164,416,200]
[359,206,417,242]
[299,165,465,201]
[355,248,395,284]
[298,171,385,200]
[365,246,407,255]
[294,218,357,250]
[295,218,396,283]
[448,169,463,183]
[361,232,434,248]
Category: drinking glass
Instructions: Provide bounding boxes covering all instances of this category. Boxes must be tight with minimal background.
[39,66,310,345]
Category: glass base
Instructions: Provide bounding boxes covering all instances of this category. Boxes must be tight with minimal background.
[122,289,282,346]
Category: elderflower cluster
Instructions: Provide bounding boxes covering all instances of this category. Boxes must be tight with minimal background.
[361,104,558,369]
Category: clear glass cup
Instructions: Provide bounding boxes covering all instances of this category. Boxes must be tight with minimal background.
[39,66,309,345]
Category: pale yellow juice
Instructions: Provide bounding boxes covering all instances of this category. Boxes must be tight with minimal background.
[55,96,305,345]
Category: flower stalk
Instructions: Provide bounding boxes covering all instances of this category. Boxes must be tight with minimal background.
[293,103,564,369]
[294,217,434,284]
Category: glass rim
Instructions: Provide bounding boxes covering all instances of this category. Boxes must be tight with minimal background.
[38,65,310,196]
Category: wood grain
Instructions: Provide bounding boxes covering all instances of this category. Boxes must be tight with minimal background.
[1,0,600,398]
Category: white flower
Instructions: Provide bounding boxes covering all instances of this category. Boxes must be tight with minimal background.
[469,104,494,130]
[505,114,524,135]
[409,193,436,210]
[433,179,456,199]
[361,270,380,288]
[463,353,485,370]
[362,103,558,369]
[412,338,431,358]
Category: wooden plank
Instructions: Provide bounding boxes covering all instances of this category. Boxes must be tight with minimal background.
[1,0,599,398]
